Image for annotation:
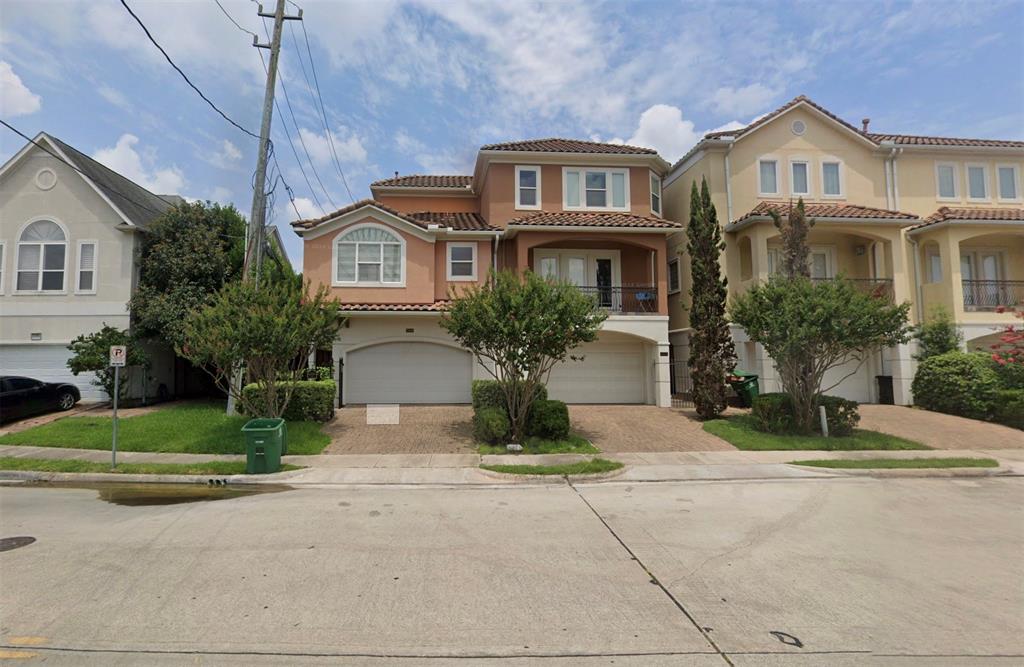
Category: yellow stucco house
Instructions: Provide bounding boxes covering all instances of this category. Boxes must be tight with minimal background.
[663,95,1023,406]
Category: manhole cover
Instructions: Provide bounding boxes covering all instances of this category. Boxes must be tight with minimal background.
[0,536,36,552]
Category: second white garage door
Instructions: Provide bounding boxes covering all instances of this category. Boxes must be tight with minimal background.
[344,342,473,404]
[546,338,646,404]
[0,344,102,401]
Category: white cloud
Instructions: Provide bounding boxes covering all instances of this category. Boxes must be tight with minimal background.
[613,105,700,163]
[296,127,367,166]
[708,84,778,118]
[97,84,131,111]
[210,185,232,202]
[0,61,41,116]
[206,139,244,170]
[291,196,321,220]
[92,134,186,194]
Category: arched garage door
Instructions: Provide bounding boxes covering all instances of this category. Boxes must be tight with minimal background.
[344,342,472,404]
[546,337,646,404]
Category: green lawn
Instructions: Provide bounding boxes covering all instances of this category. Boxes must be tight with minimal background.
[789,457,998,469]
[477,434,599,455]
[0,456,302,476]
[481,458,623,476]
[0,402,330,455]
[703,415,928,451]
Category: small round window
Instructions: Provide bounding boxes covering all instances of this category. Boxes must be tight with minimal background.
[791,120,807,136]
[35,168,57,191]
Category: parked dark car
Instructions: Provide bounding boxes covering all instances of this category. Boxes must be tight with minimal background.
[0,376,81,423]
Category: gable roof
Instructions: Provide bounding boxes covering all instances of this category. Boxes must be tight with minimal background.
[290,199,497,233]
[480,138,657,155]
[507,210,682,229]
[909,206,1024,232]
[370,174,473,188]
[705,95,871,144]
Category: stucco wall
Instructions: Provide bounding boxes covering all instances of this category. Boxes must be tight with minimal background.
[375,194,479,214]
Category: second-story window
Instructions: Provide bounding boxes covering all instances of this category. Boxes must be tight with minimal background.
[822,160,843,197]
[650,172,662,215]
[790,160,810,196]
[758,159,779,196]
[16,219,66,292]
[998,165,1020,201]
[76,241,97,294]
[447,242,477,281]
[967,164,989,200]
[515,165,541,210]
[334,225,404,286]
[563,168,629,211]
[936,163,958,199]
[667,257,680,293]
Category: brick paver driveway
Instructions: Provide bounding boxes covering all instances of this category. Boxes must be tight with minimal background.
[859,404,1024,449]
[569,405,735,452]
[324,406,476,454]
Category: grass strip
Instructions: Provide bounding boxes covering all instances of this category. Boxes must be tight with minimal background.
[481,458,623,476]
[0,456,301,476]
[789,457,999,469]
[703,415,928,451]
[477,434,599,455]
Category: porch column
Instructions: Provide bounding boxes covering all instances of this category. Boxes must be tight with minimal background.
[886,342,914,405]
[332,340,344,409]
[654,244,668,314]
[941,231,966,321]
[751,227,771,281]
[655,341,671,407]
[887,233,912,304]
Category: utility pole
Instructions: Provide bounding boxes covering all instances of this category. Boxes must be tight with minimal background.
[230,0,301,416]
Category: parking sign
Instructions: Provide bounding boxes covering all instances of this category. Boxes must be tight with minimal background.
[109,345,127,367]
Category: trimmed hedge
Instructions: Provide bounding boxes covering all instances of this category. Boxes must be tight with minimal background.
[751,393,859,436]
[993,389,1024,430]
[526,399,571,440]
[241,380,336,422]
[992,359,1024,390]
[471,380,547,411]
[912,351,1000,420]
[473,407,510,444]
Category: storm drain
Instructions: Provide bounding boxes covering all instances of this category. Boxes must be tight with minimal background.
[0,536,36,552]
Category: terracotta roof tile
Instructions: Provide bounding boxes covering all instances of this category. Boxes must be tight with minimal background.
[340,301,450,312]
[290,199,497,232]
[733,201,919,225]
[909,206,1024,231]
[866,133,1024,148]
[508,210,682,229]
[480,138,657,155]
[370,174,473,188]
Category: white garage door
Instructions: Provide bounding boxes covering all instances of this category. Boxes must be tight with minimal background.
[345,342,472,404]
[547,339,646,404]
[0,344,102,401]
[822,357,871,403]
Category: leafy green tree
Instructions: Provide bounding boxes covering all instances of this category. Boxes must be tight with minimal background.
[178,279,343,418]
[731,276,912,434]
[686,178,737,419]
[441,270,607,441]
[912,306,962,361]
[67,325,149,400]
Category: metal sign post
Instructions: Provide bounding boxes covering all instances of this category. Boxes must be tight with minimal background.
[109,346,127,469]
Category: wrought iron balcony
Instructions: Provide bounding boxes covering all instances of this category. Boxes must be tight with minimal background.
[577,285,660,314]
[962,279,1024,311]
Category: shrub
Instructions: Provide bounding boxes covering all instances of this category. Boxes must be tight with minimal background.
[992,389,1024,430]
[911,351,1000,420]
[912,306,962,361]
[242,380,336,422]
[473,407,510,444]
[991,359,1024,390]
[526,399,570,440]
[471,380,547,413]
[752,393,859,436]
[302,365,333,382]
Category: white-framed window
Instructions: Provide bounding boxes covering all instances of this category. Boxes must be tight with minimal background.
[562,167,630,211]
[790,159,810,196]
[821,159,843,198]
[650,171,662,216]
[75,240,98,294]
[966,163,989,201]
[935,162,958,200]
[667,256,680,294]
[768,245,835,279]
[515,165,541,210]
[446,242,477,281]
[996,164,1020,202]
[0,241,5,294]
[758,157,779,196]
[16,219,67,293]
[332,224,405,287]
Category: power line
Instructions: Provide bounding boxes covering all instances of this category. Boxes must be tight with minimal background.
[120,0,260,141]
[291,20,355,203]
[213,0,257,38]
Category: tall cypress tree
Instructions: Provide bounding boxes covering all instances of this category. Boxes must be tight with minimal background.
[687,177,737,419]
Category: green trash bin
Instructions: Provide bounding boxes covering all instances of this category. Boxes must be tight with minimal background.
[728,371,760,408]
[241,418,285,474]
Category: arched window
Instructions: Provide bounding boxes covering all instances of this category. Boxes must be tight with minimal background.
[17,220,66,291]
[334,225,404,285]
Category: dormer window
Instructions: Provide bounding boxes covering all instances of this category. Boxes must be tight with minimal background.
[333,224,405,287]
[515,165,541,210]
[563,168,629,211]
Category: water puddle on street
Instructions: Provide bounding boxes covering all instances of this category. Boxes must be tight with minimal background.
[19,482,292,506]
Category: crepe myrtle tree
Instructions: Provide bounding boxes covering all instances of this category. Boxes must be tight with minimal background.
[178,278,344,419]
[731,276,912,434]
[67,324,150,401]
[441,270,607,441]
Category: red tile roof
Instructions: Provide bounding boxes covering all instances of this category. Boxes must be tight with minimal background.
[734,201,919,225]
[370,174,473,188]
[866,134,1024,149]
[508,210,682,229]
[291,199,496,231]
[340,301,451,312]
[480,138,657,155]
[909,206,1024,231]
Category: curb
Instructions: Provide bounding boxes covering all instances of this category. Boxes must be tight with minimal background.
[787,465,1015,478]
[476,465,628,483]
[0,469,305,486]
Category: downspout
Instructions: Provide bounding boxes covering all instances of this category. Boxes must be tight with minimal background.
[724,142,734,223]
[892,148,903,210]
[492,231,500,276]
[885,147,897,210]
[909,236,924,323]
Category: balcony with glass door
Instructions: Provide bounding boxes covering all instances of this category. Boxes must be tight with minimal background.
[534,248,662,314]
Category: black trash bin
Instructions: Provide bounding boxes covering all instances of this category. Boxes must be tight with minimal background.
[876,376,895,405]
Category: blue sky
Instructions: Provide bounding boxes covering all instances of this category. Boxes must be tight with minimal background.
[2,0,1022,266]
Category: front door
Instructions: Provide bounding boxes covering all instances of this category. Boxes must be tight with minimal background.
[593,256,614,308]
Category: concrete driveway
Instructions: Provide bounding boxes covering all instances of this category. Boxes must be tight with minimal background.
[859,404,1024,449]
[570,405,735,452]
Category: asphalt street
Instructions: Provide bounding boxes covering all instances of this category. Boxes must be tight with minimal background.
[1,476,1021,665]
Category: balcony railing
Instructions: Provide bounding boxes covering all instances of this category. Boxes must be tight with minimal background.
[962,279,1024,311]
[577,285,659,314]
[812,277,895,301]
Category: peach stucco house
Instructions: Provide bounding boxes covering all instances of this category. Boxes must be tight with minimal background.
[293,139,678,406]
